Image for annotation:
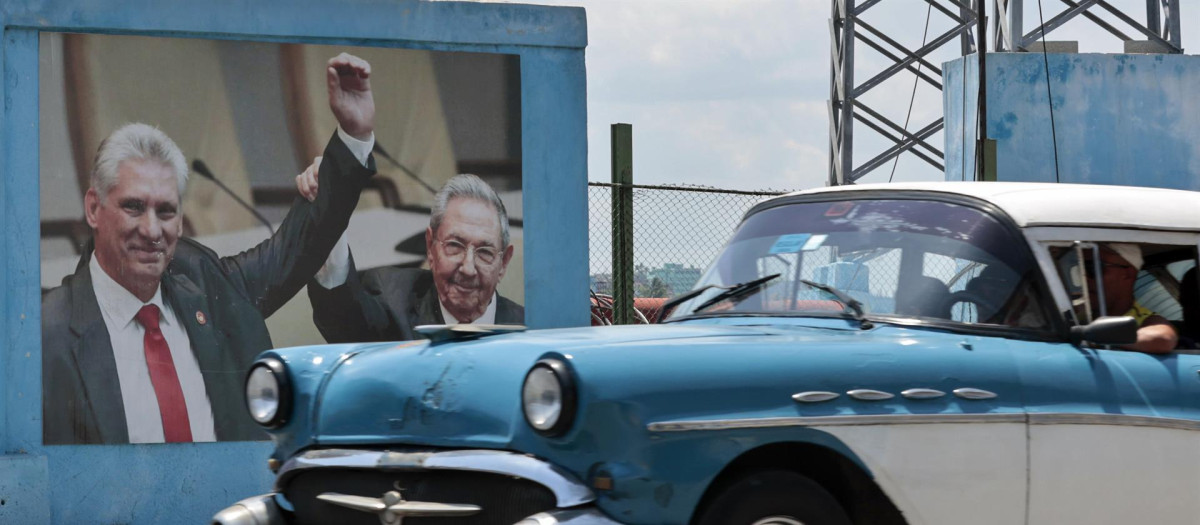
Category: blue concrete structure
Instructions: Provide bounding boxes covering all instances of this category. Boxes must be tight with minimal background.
[0,1,588,522]
[945,52,1200,191]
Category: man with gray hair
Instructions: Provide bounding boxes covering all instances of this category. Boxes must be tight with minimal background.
[305,173,523,342]
[42,53,378,444]
[1081,243,1179,353]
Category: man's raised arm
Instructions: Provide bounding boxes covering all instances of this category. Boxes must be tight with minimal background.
[214,52,377,318]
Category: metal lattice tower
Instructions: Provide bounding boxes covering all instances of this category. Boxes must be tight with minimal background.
[995,0,1180,52]
[829,0,1183,186]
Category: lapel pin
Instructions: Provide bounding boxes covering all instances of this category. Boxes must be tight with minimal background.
[196,311,207,325]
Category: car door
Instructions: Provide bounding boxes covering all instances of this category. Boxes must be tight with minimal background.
[1020,345,1200,524]
[1022,240,1200,524]
[795,248,1031,525]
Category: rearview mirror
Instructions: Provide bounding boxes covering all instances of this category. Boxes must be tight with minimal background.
[1069,316,1138,346]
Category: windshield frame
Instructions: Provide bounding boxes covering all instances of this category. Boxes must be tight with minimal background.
[663,189,1070,342]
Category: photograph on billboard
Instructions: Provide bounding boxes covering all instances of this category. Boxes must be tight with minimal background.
[39,33,523,444]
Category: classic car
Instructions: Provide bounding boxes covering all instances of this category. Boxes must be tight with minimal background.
[214,182,1200,525]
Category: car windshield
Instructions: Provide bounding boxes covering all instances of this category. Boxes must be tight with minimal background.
[665,197,1049,330]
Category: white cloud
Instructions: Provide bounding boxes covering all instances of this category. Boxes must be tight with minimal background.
[467,0,1200,190]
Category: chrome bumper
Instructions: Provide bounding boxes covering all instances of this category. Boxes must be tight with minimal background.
[276,448,595,507]
[211,494,285,525]
[213,449,624,524]
[517,508,623,524]
[210,494,621,525]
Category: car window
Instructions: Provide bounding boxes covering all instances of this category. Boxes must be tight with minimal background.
[923,254,1003,323]
[1051,243,1197,325]
[668,198,1050,331]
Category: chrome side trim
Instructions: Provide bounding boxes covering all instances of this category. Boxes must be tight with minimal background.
[847,389,894,401]
[792,391,840,403]
[211,493,285,525]
[517,508,623,525]
[648,412,1200,433]
[901,388,946,400]
[1028,413,1200,431]
[953,387,998,400]
[648,413,1025,432]
[277,449,593,507]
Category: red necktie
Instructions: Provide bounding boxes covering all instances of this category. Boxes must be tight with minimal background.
[135,304,193,443]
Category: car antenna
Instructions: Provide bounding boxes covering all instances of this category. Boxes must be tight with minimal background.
[1035,0,1063,184]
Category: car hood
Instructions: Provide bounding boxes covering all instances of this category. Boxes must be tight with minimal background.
[309,319,941,449]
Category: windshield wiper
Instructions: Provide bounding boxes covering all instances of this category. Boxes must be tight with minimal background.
[659,274,782,321]
[796,279,872,328]
[686,273,782,315]
[660,274,872,329]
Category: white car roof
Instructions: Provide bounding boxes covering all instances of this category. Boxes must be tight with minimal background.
[781,181,1200,231]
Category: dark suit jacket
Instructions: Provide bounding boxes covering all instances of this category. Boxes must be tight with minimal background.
[309,265,524,343]
[42,133,374,445]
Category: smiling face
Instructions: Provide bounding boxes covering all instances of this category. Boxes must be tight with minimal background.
[425,196,514,323]
[85,158,182,302]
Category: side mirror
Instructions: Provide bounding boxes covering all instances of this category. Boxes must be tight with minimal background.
[1070,316,1138,346]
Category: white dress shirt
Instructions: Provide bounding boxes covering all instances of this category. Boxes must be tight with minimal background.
[89,256,216,443]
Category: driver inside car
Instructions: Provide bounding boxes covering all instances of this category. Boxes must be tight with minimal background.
[1082,243,1179,354]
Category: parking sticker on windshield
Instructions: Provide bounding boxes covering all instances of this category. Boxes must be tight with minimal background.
[801,234,827,251]
[769,234,811,254]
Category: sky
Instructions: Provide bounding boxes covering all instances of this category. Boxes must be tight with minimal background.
[473,0,1200,192]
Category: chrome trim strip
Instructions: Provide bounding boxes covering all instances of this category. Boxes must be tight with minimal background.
[901,388,946,400]
[953,388,998,400]
[792,391,840,403]
[648,413,1025,432]
[1028,413,1200,431]
[276,449,594,507]
[847,389,894,401]
[648,412,1200,433]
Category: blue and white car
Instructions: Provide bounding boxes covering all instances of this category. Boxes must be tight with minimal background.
[215,182,1200,525]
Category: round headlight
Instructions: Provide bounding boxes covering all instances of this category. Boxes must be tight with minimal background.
[522,358,577,437]
[245,358,291,428]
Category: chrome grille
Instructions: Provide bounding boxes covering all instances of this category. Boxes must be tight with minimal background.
[284,468,557,525]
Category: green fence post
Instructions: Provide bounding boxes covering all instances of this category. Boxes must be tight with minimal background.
[611,123,634,325]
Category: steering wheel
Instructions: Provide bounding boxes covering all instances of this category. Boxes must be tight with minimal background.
[942,290,995,322]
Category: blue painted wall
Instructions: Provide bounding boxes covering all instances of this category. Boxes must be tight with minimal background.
[0,1,588,522]
[943,55,980,182]
[945,52,1200,190]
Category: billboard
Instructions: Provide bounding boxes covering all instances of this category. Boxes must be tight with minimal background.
[39,34,523,444]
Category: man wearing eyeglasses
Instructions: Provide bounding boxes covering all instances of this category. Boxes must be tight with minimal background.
[306,174,523,342]
[1082,243,1178,354]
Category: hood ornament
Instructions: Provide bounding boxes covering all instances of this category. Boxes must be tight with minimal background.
[317,490,481,524]
[415,323,527,343]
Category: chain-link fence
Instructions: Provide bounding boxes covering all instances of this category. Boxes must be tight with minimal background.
[588,182,787,324]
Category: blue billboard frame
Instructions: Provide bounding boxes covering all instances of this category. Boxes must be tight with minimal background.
[0,1,588,522]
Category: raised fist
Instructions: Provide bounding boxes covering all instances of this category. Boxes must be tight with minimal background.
[327,53,374,141]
